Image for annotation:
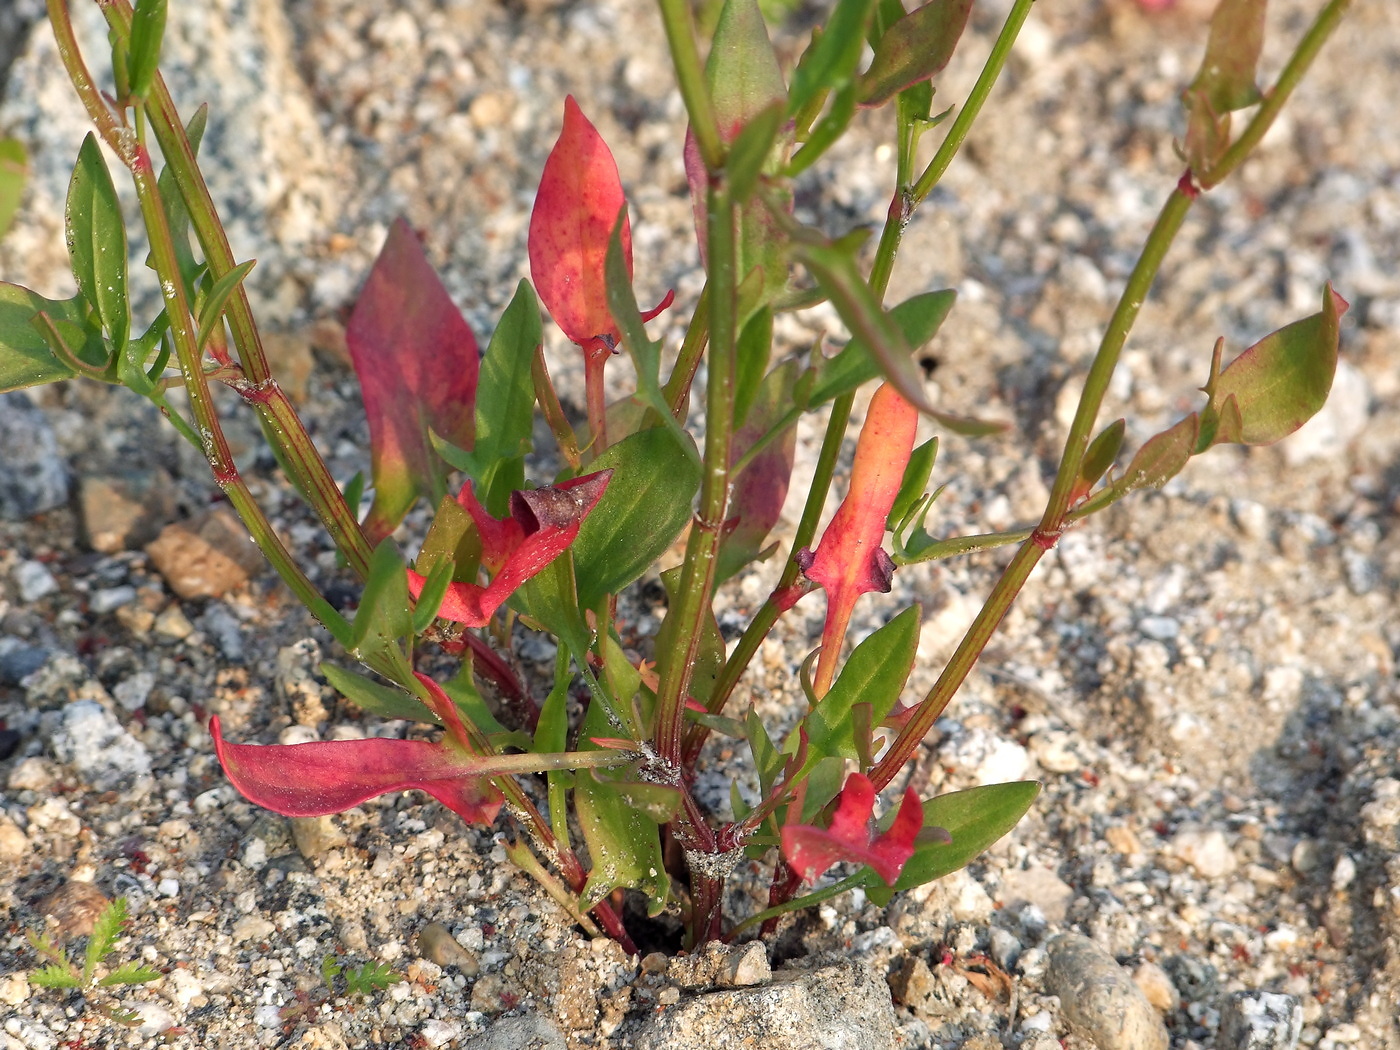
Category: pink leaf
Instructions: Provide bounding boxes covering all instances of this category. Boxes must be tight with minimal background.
[210,714,504,826]
[347,218,480,542]
[781,773,922,886]
[407,471,612,626]
[529,97,630,361]
[799,383,919,694]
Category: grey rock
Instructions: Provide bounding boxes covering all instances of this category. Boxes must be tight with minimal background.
[667,940,770,990]
[0,392,68,520]
[1217,991,1303,1050]
[1044,933,1168,1050]
[199,603,245,662]
[90,585,137,615]
[0,637,50,685]
[111,670,156,711]
[634,957,898,1050]
[13,559,57,602]
[476,1014,567,1050]
[49,699,152,791]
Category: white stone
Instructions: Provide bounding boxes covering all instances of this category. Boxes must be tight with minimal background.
[14,560,57,602]
[1171,825,1238,880]
[49,700,151,791]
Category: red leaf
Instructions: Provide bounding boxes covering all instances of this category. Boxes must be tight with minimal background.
[781,773,922,885]
[210,714,504,826]
[799,383,918,693]
[347,218,480,542]
[407,471,612,626]
[529,97,630,361]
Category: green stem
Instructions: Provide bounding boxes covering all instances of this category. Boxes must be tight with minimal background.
[1198,0,1353,190]
[910,0,1035,206]
[657,0,722,170]
[663,281,710,416]
[682,391,850,762]
[101,0,374,581]
[49,0,348,640]
[654,184,738,767]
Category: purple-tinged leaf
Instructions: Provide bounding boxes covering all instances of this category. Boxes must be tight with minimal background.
[1116,412,1201,495]
[858,0,974,108]
[347,218,480,542]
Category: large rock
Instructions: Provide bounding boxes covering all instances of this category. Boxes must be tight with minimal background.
[633,957,898,1050]
[1044,933,1169,1050]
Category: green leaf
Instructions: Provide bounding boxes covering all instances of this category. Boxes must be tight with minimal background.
[786,81,857,178]
[734,307,774,429]
[414,494,481,584]
[322,662,436,725]
[194,258,256,353]
[575,768,671,916]
[126,0,169,100]
[1204,284,1348,447]
[604,209,695,460]
[154,104,207,289]
[343,961,401,996]
[747,709,783,797]
[787,0,875,119]
[441,661,511,737]
[1113,413,1200,496]
[0,137,27,240]
[511,552,591,659]
[571,427,702,608]
[807,288,956,407]
[321,954,342,988]
[804,605,920,763]
[435,280,541,517]
[66,134,130,353]
[863,780,1040,905]
[719,358,799,582]
[888,436,938,530]
[1079,418,1125,493]
[410,556,456,634]
[28,965,82,990]
[858,0,973,107]
[0,284,106,391]
[83,897,127,984]
[98,962,163,987]
[726,103,786,204]
[347,539,415,686]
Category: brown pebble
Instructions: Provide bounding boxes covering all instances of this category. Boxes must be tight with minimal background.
[78,470,176,553]
[415,922,478,976]
[40,880,111,939]
[144,507,266,600]
[291,815,346,861]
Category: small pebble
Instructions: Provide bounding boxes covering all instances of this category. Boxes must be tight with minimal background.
[1133,960,1179,1013]
[1171,825,1238,879]
[1217,991,1303,1050]
[292,814,347,860]
[14,560,58,602]
[40,879,111,939]
[1044,933,1168,1050]
[416,922,480,975]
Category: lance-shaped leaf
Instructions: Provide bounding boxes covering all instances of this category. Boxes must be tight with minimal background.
[685,0,791,299]
[782,772,923,885]
[798,382,918,694]
[0,137,26,241]
[347,218,480,542]
[1205,284,1348,446]
[0,284,106,391]
[1181,0,1266,173]
[406,472,611,627]
[529,98,669,362]
[858,0,973,108]
[66,134,130,354]
[209,716,505,827]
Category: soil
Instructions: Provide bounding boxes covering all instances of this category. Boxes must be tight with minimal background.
[2,0,1399,1047]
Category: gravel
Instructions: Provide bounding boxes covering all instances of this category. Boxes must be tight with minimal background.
[3,0,1400,1047]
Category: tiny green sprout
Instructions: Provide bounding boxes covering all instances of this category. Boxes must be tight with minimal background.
[28,897,162,1026]
[321,954,403,998]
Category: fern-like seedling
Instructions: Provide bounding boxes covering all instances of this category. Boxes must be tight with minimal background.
[321,954,402,997]
[27,897,162,1025]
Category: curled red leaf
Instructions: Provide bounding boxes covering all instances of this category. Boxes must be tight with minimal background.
[407,471,612,626]
[781,772,923,885]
